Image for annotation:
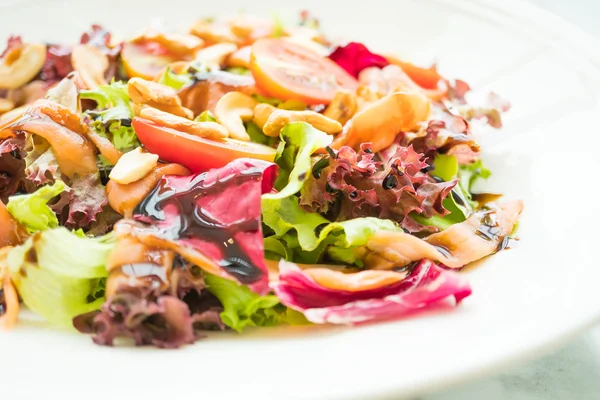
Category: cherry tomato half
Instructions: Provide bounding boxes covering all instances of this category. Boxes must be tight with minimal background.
[133,117,277,173]
[249,38,358,105]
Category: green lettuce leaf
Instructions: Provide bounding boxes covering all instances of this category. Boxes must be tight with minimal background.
[246,121,277,146]
[194,110,217,122]
[263,122,332,199]
[158,66,193,90]
[262,196,399,265]
[81,81,140,154]
[205,274,305,332]
[413,155,492,230]
[252,94,307,110]
[7,180,66,233]
[7,228,115,326]
[225,67,252,76]
[458,159,492,194]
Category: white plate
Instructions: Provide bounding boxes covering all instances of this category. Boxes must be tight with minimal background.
[1,0,600,399]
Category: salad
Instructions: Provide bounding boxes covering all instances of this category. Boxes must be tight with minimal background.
[0,12,522,348]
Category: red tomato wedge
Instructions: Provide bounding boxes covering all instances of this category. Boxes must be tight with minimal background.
[133,118,277,173]
[249,38,358,105]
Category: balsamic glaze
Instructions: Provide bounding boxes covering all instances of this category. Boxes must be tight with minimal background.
[134,169,265,284]
[382,174,398,190]
[312,156,330,179]
[0,288,5,316]
[325,182,337,193]
[314,223,329,237]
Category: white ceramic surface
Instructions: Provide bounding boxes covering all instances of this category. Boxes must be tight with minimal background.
[1,0,600,399]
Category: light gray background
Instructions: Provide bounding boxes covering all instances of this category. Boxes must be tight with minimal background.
[424,0,600,399]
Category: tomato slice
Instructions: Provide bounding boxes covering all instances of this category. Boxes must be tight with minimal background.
[133,118,277,173]
[121,42,179,80]
[249,38,358,105]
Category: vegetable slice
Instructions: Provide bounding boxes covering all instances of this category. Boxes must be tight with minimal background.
[7,228,114,326]
[250,38,358,104]
[133,117,276,173]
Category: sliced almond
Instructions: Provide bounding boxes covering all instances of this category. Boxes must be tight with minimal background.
[140,107,228,140]
[109,147,159,185]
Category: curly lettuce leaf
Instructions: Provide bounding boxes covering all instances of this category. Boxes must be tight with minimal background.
[264,122,332,199]
[7,227,114,325]
[205,273,303,332]
[81,81,140,153]
[6,180,66,233]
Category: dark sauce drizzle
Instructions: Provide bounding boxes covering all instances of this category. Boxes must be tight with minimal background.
[134,170,265,284]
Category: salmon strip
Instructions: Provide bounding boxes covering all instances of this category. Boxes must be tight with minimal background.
[365,200,524,269]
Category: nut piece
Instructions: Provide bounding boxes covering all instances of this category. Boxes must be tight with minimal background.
[140,107,228,140]
[253,103,277,130]
[71,44,109,90]
[0,98,15,114]
[195,43,238,69]
[214,91,257,141]
[0,43,47,89]
[226,46,251,68]
[109,147,159,185]
[323,90,357,125]
[254,105,343,137]
[128,77,193,119]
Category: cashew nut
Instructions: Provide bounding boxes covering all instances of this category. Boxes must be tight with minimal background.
[109,147,159,185]
[0,43,47,89]
[140,107,228,140]
[226,46,251,68]
[195,43,238,69]
[253,103,276,130]
[323,90,357,125]
[128,77,193,119]
[71,44,108,90]
[253,104,343,137]
[214,91,257,141]
[134,30,204,56]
